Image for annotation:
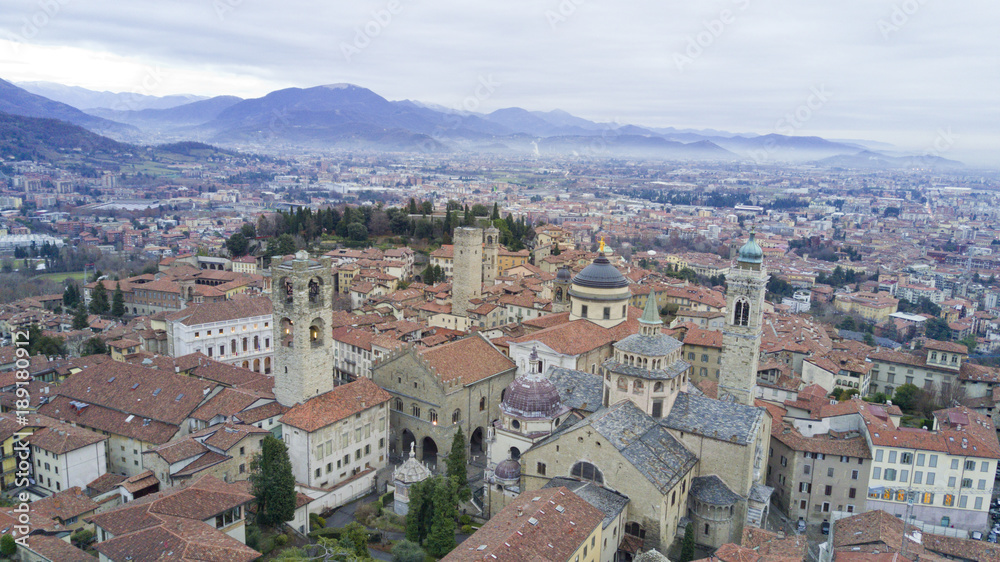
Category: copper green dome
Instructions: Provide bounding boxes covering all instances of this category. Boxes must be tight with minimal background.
[737,232,763,265]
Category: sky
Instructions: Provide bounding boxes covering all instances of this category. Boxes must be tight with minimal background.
[0,0,997,163]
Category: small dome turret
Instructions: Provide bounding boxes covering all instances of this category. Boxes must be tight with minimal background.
[737,231,763,268]
[494,458,521,480]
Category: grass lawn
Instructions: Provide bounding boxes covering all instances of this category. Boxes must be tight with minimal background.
[33,271,87,283]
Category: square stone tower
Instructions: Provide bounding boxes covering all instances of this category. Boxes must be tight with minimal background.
[719,232,769,406]
[452,227,483,317]
[483,226,500,284]
[270,250,335,406]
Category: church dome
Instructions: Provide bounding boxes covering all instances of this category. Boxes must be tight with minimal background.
[502,372,563,418]
[494,459,521,480]
[556,266,572,282]
[572,255,628,289]
[737,232,763,265]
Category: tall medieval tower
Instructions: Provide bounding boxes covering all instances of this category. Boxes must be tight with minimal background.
[718,232,768,406]
[483,226,500,284]
[452,227,483,317]
[271,250,335,406]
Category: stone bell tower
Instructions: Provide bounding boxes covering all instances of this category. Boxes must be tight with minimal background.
[718,232,768,406]
[271,250,335,406]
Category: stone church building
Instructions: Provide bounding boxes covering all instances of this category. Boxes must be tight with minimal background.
[484,234,774,555]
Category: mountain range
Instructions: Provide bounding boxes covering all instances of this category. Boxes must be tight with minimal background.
[0,79,965,167]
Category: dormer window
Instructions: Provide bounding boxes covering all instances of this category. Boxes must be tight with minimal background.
[931,351,937,361]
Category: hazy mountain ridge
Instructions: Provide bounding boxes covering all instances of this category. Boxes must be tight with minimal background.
[17,81,208,111]
[0,79,962,166]
[0,78,137,137]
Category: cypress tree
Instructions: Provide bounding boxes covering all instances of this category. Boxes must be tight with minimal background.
[89,280,109,316]
[249,435,296,527]
[447,427,470,501]
[111,282,126,318]
[425,477,457,557]
[72,305,90,330]
[680,522,695,562]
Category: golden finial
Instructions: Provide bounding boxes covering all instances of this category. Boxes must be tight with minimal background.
[599,236,605,253]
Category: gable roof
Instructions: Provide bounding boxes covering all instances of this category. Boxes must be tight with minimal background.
[280,377,391,432]
[419,334,515,385]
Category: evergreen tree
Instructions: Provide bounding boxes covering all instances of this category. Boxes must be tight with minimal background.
[679,522,695,562]
[408,198,418,214]
[425,477,457,557]
[89,281,109,315]
[490,202,500,221]
[226,231,250,257]
[249,435,297,527]
[111,282,126,318]
[447,427,470,501]
[405,478,431,544]
[72,305,90,330]
[63,283,78,308]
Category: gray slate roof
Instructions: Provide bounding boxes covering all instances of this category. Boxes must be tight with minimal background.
[543,477,630,529]
[614,333,682,357]
[661,392,764,446]
[749,483,774,504]
[601,358,689,381]
[581,401,698,494]
[546,366,604,413]
[690,475,741,506]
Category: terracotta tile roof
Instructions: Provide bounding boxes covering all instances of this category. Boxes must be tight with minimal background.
[861,402,1000,458]
[922,339,968,354]
[19,534,92,562]
[280,377,391,431]
[43,360,217,426]
[771,421,872,458]
[511,309,642,357]
[419,334,515,384]
[234,400,288,424]
[30,487,100,522]
[189,387,263,422]
[94,514,260,562]
[28,423,106,453]
[39,395,181,444]
[165,297,272,326]
[683,327,723,348]
[441,487,604,562]
[87,472,127,495]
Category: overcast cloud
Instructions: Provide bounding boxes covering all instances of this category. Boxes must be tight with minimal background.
[0,0,997,161]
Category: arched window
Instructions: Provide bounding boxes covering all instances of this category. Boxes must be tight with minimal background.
[412,404,421,418]
[633,379,644,394]
[253,335,260,350]
[617,377,628,391]
[734,298,750,327]
[570,461,604,485]
[394,398,403,411]
[231,339,237,355]
[654,382,664,393]
[452,409,461,424]
[429,410,438,424]
[479,397,486,411]
[242,337,248,352]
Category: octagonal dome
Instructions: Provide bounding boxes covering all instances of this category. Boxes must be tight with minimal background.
[502,372,564,419]
[494,458,521,480]
[572,255,628,289]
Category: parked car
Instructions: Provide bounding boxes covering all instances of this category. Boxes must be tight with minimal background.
[972,531,984,541]
[821,521,830,535]
[988,533,998,543]
[797,518,806,533]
